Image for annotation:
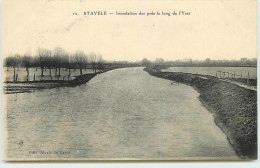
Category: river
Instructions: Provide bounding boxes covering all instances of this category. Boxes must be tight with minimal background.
[4,67,238,160]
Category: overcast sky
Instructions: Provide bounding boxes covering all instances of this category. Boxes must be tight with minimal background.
[1,0,257,61]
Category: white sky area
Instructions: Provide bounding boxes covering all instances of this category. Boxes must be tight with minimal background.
[1,0,257,61]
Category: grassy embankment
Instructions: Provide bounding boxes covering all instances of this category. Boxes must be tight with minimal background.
[144,67,257,159]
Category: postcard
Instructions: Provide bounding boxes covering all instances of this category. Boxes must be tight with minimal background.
[1,0,257,161]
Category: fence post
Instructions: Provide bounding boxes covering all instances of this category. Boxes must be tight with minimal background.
[13,67,16,82]
[27,68,29,76]
[34,74,35,81]
[241,72,242,78]
[15,74,18,82]
[247,72,250,85]
[234,71,235,78]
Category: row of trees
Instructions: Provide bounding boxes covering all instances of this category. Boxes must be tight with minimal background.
[5,50,257,79]
[4,47,104,77]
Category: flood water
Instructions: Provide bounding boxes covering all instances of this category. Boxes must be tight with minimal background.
[162,66,257,79]
[4,67,99,82]
[4,67,238,160]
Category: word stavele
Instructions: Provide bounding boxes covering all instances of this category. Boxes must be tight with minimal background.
[84,11,107,15]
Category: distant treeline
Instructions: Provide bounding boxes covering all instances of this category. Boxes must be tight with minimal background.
[4,48,257,77]
[4,48,140,78]
[141,58,257,68]
[4,47,107,77]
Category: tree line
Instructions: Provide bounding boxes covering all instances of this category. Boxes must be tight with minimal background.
[5,49,257,79]
[141,57,257,68]
[4,47,104,77]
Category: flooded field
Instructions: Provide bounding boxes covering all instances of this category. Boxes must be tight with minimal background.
[3,67,238,160]
[4,68,99,82]
[162,67,257,79]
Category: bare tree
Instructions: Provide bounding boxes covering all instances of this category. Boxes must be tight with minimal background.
[74,50,87,75]
[5,54,21,81]
[53,47,66,76]
[89,53,97,73]
[155,58,164,65]
[22,54,32,76]
[97,55,104,71]
[205,58,211,66]
[141,58,151,67]
[63,53,71,76]
[4,55,14,71]
[37,48,51,76]
[45,52,53,77]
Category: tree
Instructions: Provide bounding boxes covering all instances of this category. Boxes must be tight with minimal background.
[205,58,211,65]
[4,55,14,71]
[155,58,164,65]
[22,55,32,76]
[74,50,87,75]
[5,54,21,81]
[63,53,71,76]
[97,55,104,71]
[37,48,51,76]
[141,58,151,67]
[89,53,97,73]
[45,52,53,77]
[53,47,67,76]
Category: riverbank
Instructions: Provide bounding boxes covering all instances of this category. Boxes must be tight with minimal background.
[4,71,107,94]
[144,68,257,159]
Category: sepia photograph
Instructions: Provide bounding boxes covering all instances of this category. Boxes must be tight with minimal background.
[1,0,257,161]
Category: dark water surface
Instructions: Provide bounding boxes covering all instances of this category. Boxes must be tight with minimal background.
[4,67,238,160]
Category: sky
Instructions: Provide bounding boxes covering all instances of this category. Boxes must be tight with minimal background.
[1,0,257,61]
